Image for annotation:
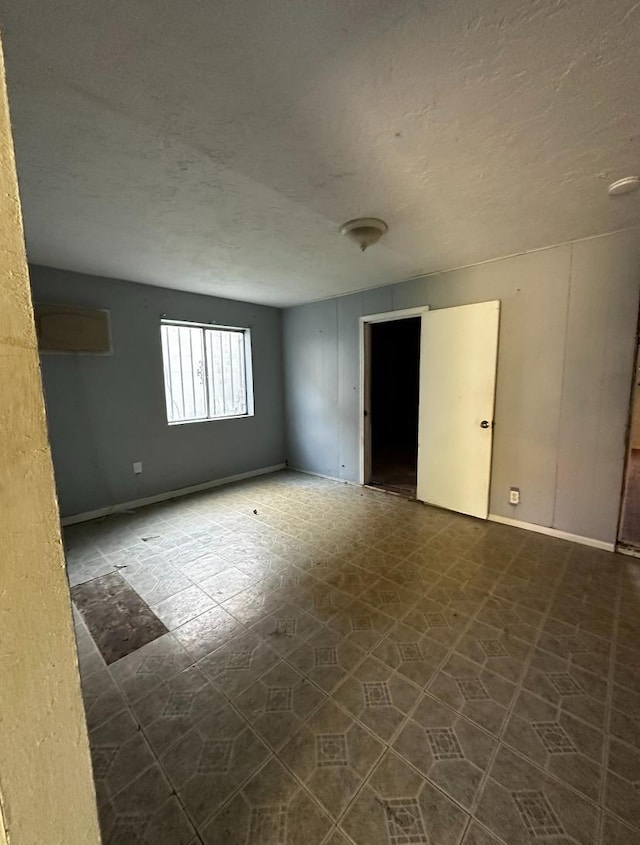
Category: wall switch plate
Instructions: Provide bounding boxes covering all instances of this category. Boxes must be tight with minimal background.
[133,461,143,475]
[509,487,520,505]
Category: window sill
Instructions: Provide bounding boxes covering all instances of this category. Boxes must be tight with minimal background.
[167,413,254,426]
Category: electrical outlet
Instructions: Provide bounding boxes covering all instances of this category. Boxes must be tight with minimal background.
[133,461,143,475]
[509,487,520,505]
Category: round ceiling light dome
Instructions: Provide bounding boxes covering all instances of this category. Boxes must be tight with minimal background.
[608,176,640,196]
[340,217,388,252]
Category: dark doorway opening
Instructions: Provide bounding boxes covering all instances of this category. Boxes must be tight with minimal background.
[369,317,421,497]
[619,348,640,550]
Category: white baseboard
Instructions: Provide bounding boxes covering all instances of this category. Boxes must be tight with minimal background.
[60,463,287,526]
[488,514,615,552]
[288,466,359,486]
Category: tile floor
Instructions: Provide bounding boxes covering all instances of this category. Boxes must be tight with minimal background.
[66,471,640,845]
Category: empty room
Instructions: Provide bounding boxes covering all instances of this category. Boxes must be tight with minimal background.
[1,2,640,844]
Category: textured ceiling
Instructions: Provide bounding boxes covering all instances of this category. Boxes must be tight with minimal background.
[2,0,639,306]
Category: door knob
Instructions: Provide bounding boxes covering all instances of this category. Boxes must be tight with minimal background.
[480,420,490,429]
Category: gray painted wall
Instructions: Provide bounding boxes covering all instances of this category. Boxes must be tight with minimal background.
[283,228,640,544]
[31,265,285,517]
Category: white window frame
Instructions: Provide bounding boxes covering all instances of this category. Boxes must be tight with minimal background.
[160,319,254,425]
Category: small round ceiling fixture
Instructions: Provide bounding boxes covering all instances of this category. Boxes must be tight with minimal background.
[608,176,640,196]
[340,217,388,252]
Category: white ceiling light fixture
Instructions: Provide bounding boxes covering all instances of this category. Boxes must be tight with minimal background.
[340,217,388,252]
[608,176,640,196]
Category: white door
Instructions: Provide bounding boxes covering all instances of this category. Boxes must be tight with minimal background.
[416,301,500,519]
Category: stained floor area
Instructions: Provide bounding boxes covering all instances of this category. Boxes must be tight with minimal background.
[66,471,640,845]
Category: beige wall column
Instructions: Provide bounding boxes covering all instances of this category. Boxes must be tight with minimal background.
[0,38,101,845]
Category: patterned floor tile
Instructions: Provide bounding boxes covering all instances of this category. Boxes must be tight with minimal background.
[199,565,261,603]
[234,660,326,749]
[81,664,128,731]
[428,653,516,736]
[522,649,607,730]
[200,757,333,845]
[173,550,236,582]
[326,599,395,651]
[106,551,166,578]
[602,812,640,845]
[219,582,285,626]
[234,550,290,579]
[614,657,640,696]
[403,598,471,646]
[325,564,380,597]
[447,558,494,586]
[536,617,612,677]
[373,534,422,559]
[197,629,280,699]
[556,575,618,612]
[461,542,517,573]
[89,708,156,806]
[548,596,615,641]
[604,738,640,830]
[135,531,192,554]
[617,612,640,652]
[172,605,246,661]
[610,684,640,750]
[298,554,341,584]
[323,829,354,845]
[131,664,226,755]
[160,701,270,827]
[109,632,194,704]
[151,584,217,630]
[507,556,564,589]
[98,763,195,845]
[280,699,384,819]
[382,559,438,594]
[393,693,497,810]
[361,578,419,619]
[371,621,449,688]
[67,555,117,588]
[261,568,317,603]
[502,689,603,801]
[340,749,469,845]
[492,574,554,615]
[461,821,505,845]
[475,596,542,646]
[354,549,402,579]
[332,656,421,742]
[74,618,106,679]
[475,746,599,845]
[122,563,192,606]
[454,619,532,683]
[295,582,352,624]
[287,627,366,693]
[425,577,488,617]
[250,602,322,656]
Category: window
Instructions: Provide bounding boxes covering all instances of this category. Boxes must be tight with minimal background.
[160,320,253,424]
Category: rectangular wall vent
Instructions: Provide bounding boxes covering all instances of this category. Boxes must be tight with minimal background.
[35,303,112,354]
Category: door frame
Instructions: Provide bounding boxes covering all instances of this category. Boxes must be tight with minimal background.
[359,306,429,486]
